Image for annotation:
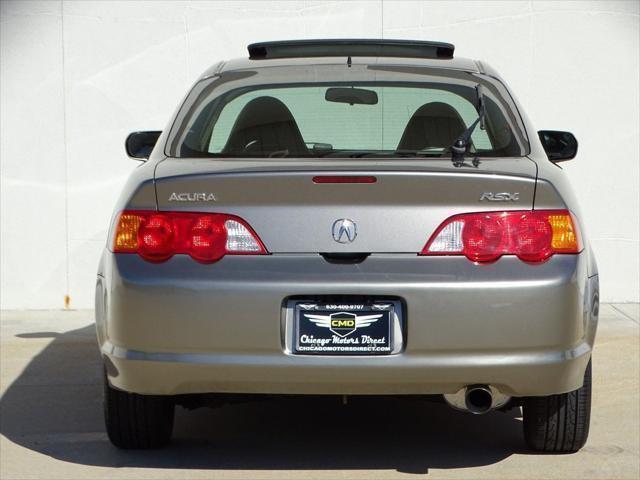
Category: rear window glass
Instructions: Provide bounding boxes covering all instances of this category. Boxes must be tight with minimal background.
[171,80,527,158]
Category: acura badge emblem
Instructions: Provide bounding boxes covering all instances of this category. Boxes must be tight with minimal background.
[332,219,357,243]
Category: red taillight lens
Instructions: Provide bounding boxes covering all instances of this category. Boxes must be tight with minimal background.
[187,215,226,263]
[421,210,581,263]
[112,211,267,263]
[462,214,506,262]
[514,214,553,262]
[138,214,175,262]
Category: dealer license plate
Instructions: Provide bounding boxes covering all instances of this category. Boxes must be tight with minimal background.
[292,301,395,355]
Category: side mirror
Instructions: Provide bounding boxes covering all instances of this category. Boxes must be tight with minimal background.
[125,131,161,160]
[538,130,578,162]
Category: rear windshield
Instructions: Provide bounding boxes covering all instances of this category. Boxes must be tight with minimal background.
[168,71,528,158]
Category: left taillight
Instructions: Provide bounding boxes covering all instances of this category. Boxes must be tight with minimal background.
[111,210,267,263]
[421,209,582,263]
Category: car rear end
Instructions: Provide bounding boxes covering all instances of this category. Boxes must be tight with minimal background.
[99,161,593,394]
[96,40,598,452]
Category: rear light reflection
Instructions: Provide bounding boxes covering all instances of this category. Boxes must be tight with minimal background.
[112,211,267,263]
[421,210,581,263]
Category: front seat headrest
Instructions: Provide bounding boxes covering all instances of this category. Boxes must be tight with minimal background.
[222,96,308,156]
[397,101,467,151]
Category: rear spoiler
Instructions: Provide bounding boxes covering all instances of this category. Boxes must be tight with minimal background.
[247,39,455,60]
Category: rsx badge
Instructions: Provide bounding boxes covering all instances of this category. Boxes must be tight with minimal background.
[479,192,519,201]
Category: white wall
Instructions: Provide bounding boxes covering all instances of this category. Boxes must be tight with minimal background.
[1,0,638,309]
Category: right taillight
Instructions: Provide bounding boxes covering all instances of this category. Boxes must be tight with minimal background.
[111,210,267,263]
[421,210,581,263]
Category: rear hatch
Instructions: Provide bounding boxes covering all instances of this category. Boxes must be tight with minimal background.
[154,158,537,253]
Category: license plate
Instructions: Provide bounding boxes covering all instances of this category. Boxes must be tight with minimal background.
[293,301,395,355]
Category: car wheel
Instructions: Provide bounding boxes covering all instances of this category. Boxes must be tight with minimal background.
[103,372,174,449]
[522,359,592,453]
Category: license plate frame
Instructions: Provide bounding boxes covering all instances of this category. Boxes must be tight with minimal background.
[285,299,404,355]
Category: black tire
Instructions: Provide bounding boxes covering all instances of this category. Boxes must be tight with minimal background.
[104,373,175,449]
[523,359,592,453]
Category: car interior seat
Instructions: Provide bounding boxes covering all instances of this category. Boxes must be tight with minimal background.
[397,101,468,151]
[222,96,308,156]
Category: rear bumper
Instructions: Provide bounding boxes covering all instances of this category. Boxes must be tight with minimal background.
[103,341,591,396]
[96,253,599,397]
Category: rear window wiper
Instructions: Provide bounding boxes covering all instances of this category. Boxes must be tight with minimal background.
[348,150,442,158]
[451,84,486,166]
[392,149,445,158]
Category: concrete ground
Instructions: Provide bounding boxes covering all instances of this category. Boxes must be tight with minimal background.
[0,305,638,480]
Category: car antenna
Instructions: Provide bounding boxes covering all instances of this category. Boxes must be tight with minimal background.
[451,84,485,166]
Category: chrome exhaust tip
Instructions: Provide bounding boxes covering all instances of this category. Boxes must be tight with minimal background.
[464,385,493,414]
[443,384,510,414]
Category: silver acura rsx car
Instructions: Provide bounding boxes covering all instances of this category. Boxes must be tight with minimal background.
[96,39,599,452]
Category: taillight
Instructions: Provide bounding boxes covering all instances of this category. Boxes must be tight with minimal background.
[421,210,581,263]
[138,214,175,262]
[111,211,267,263]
